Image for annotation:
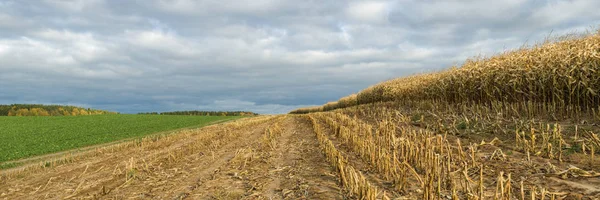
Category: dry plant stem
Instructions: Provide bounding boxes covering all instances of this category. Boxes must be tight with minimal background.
[592,145,595,165]
[521,180,525,200]
[479,165,484,199]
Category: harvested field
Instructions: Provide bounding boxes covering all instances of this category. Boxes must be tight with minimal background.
[3,110,599,199]
[0,116,347,199]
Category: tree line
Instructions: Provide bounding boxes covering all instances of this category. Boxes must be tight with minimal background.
[0,104,117,116]
[138,111,258,116]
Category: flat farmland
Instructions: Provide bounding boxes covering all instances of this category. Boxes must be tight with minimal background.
[0,115,241,164]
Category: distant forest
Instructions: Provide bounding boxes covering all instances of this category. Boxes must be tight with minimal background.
[0,104,117,116]
[138,111,258,116]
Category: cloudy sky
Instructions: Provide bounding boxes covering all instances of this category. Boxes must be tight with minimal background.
[0,0,599,114]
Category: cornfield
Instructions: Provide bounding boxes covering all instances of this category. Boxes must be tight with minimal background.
[291,30,600,116]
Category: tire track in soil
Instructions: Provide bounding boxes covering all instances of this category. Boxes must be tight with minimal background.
[178,120,280,199]
[111,121,274,199]
[96,118,279,199]
[187,116,344,199]
[264,116,344,199]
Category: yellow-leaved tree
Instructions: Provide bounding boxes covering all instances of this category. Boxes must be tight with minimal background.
[78,108,89,115]
[15,108,30,116]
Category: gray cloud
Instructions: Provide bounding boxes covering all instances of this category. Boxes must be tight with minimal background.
[1,0,599,114]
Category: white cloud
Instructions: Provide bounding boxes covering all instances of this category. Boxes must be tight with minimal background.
[530,0,600,27]
[0,31,135,80]
[34,29,117,62]
[125,30,199,57]
[0,37,73,68]
[0,43,8,56]
[153,0,286,16]
[43,0,105,12]
[346,1,392,24]
[408,0,526,23]
[0,13,16,27]
[397,41,438,60]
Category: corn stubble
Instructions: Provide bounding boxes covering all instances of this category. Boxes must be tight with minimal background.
[309,112,513,199]
[306,108,599,199]
[309,115,379,200]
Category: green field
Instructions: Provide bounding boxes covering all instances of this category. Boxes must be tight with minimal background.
[0,115,241,163]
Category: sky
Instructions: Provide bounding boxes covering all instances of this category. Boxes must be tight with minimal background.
[1,0,599,114]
